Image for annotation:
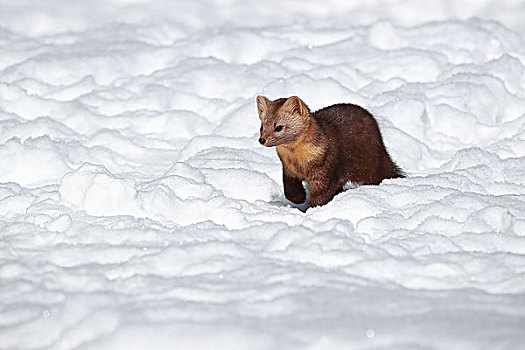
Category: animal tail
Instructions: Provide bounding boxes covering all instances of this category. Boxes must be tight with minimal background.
[390,163,406,179]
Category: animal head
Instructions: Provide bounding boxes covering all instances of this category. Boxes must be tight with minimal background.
[256,95,311,147]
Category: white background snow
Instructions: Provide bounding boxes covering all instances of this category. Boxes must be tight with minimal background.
[1,0,525,349]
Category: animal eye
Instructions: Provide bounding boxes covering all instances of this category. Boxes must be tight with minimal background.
[275,125,283,132]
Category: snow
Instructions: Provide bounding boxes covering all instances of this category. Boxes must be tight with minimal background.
[1,0,525,349]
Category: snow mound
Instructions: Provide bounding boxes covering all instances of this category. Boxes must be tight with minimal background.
[1,1,525,349]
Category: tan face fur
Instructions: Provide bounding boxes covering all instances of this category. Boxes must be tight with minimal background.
[256,95,310,147]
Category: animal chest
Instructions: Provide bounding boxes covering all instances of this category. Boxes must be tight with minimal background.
[277,145,320,180]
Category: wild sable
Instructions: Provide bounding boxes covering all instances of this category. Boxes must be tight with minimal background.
[257,95,404,208]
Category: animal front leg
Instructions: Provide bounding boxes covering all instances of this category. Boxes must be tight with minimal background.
[308,177,340,207]
[283,171,306,204]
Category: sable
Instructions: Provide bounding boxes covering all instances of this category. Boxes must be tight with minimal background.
[257,95,404,208]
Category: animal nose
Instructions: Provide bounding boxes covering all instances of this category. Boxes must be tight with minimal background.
[259,138,266,145]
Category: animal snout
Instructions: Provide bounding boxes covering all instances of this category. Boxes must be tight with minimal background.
[258,138,266,145]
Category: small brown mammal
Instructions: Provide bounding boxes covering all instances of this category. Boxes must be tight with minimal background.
[257,95,404,208]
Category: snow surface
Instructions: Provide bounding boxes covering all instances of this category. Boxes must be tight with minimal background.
[1,0,525,349]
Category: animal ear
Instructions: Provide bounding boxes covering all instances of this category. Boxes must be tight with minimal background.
[281,96,309,117]
[256,96,270,120]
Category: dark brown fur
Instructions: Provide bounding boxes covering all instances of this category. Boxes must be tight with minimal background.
[257,95,404,208]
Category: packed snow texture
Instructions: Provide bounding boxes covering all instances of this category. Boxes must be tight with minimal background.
[1,0,525,349]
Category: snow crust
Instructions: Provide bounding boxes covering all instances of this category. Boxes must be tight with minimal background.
[1,1,525,349]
